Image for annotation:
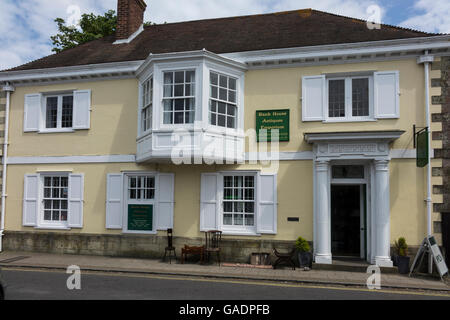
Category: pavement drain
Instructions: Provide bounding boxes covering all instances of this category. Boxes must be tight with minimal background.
[0,256,30,264]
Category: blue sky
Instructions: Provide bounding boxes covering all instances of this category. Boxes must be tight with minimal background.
[0,0,449,71]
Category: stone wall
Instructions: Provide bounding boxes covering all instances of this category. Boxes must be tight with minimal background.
[431,56,450,234]
[3,231,295,263]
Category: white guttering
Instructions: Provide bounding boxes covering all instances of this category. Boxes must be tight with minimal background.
[0,60,144,85]
[223,35,450,65]
[418,51,434,273]
[0,82,14,252]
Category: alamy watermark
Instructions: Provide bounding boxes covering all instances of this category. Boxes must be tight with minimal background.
[366,265,381,290]
[66,265,81,290]
[366,5,382,30]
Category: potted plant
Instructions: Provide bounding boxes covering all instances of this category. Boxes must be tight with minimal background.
[394,237,410,274]
[295,236,312,269]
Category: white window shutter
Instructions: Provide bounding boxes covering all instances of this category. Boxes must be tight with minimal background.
[24,94,41,132]
[200,173,218,231]
[73,90,91,129]
[257,173,277,234]
[374,71,400,119]
[157,173,174,230]
[23,175,39,227]
[106,174,123,229]
[302,75,326,121]
[68,174,84,228]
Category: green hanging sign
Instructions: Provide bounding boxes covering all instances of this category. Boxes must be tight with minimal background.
[416,129,429,168]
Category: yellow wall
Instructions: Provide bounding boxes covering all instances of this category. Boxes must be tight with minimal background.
[245,59,425,153]
[8,78,139,157]
[4,58,435,246]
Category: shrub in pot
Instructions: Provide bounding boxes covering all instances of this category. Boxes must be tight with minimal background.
[295,236,312,268]
[394,237,410,274]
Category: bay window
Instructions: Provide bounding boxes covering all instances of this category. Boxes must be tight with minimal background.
[135,51,246,163]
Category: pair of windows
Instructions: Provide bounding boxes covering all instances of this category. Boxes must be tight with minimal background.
[140,70,239,132]
[24,90,91,132]
[200,172,277,235]
[23,173,84,229]
[302,71,400,122]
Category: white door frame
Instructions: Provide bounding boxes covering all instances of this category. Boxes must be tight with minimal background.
[306,131,403,266]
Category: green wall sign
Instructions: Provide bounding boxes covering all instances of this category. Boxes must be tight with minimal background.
[416,130,428,168]
[128,204,153,231]
[256,109,290,142]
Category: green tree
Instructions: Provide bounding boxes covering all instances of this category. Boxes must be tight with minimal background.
[50,10,117,53]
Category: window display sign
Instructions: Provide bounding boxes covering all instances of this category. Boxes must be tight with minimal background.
[128,204,153,231]
[256,109,290,142]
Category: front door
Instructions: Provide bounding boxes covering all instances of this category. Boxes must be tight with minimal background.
[331,185,364,257]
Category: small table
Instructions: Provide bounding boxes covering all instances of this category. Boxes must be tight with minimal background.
[181,245,205,264]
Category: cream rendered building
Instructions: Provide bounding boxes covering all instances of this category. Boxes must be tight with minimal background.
[0,1,449,265]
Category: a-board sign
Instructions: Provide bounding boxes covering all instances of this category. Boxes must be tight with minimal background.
[128,204,153,231]
[428,236,448,277]
[256,109,290,142]
[410,236,448,279]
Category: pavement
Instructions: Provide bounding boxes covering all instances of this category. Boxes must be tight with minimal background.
[0,250,449,293]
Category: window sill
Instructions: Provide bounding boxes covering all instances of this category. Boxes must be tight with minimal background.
[323,118,376,123]
[34,226,71,231]
[38,129,75,134]
[221,229,260,236]
[121,230,158,235]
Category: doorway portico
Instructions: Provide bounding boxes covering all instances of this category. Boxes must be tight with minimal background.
[305,131,404,267]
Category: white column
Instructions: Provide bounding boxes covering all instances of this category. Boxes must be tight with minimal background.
[374,159,393,267]
[314,160,332,264]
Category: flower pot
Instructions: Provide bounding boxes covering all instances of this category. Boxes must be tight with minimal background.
[297,251,312,268]
[397,256,410,274]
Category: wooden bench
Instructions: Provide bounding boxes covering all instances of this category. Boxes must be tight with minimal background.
[181,245,205,264]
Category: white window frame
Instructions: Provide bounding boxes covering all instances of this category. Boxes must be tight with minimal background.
[209,71,238,129]
[325,75,374,122]
[41,93,75,133]
[161,69,196,126]
[141,76,153,134]
[37,172,71,230]
[218,171,258,235]
[122,172,158,235]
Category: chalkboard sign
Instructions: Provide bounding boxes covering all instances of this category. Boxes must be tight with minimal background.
[128,204,153,231]
[256,109,290,142]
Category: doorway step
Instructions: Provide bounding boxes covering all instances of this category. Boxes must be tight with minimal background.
[313,256,397,273]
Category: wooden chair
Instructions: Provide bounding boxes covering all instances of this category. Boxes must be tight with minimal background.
[163,228,176,264]
[272,248,296,270]
[205,230,222,265]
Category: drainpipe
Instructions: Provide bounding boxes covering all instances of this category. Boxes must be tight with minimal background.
[418,51,434,273]
[0,82,14,252]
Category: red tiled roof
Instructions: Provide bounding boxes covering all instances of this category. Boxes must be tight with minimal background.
[6,9,438,72]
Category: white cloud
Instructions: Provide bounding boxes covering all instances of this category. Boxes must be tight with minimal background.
[0,0,386,71]
[400,0,450,34]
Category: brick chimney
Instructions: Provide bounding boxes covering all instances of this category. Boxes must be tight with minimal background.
[116,0,147,40]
